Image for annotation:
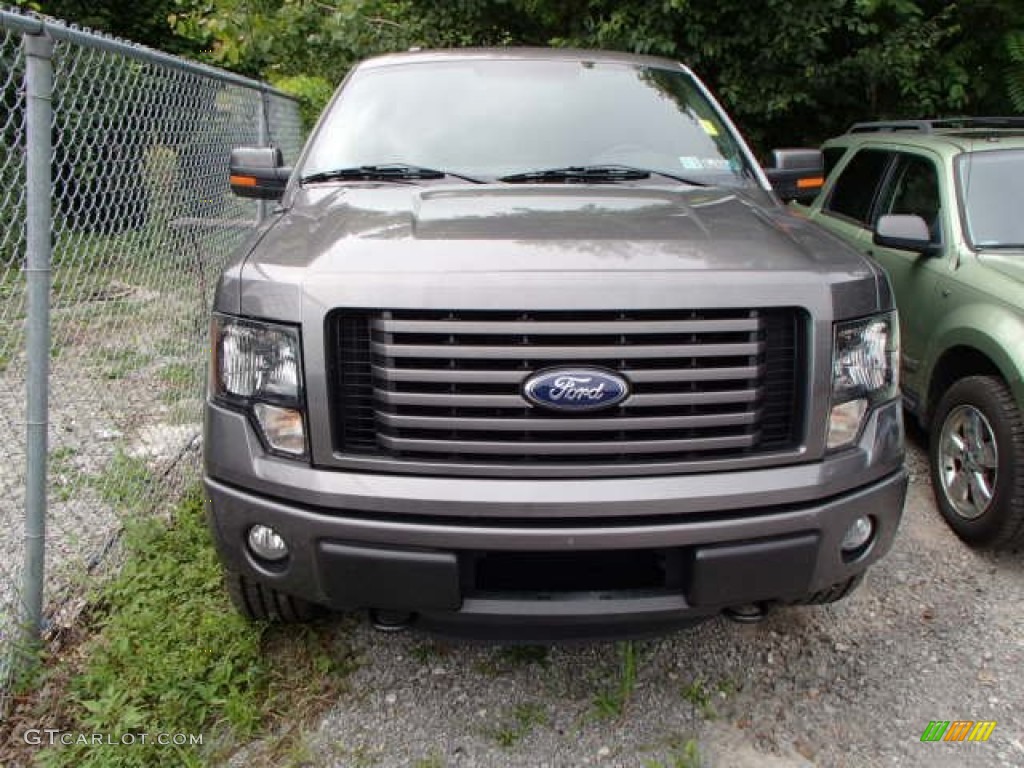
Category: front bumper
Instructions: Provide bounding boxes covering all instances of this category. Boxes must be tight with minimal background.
[204,400,908,639]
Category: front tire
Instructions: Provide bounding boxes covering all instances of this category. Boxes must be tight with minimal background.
[929,376,1024,548]
[795,573,865,605]
[225,571,323,622]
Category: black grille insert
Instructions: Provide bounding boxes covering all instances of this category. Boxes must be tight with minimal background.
[327,308,805,470]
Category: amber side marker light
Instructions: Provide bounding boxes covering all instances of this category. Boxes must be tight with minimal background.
[230,175,258,187]
[797,176,824,189]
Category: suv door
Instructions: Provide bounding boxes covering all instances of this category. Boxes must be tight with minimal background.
[866,151,948,402]
[817,148,892,249]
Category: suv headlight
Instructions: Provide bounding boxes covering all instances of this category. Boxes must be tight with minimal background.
[211,314,307,457]
[827,312,899,450]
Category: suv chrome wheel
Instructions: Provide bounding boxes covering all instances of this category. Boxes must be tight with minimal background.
[937,404,997,520]
[929,375,1024,548]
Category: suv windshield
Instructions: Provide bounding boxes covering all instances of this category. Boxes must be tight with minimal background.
[300,58,756,186]
[958,148,1024,249]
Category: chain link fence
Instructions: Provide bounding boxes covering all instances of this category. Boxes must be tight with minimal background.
[0,8,305,706]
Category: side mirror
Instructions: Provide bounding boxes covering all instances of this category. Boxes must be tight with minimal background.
[873,214,935,254]
[764,148,824,203]
[229,146,291,200]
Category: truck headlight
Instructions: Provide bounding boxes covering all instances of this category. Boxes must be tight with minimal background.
[212,314,307,457]
[827,312,899,450]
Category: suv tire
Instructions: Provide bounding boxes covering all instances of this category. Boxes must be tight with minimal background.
[929,375,1024,548]
[225,571,322,622]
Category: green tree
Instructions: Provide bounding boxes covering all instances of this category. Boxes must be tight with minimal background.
[47,0,1024,148]
[32,0,203,55]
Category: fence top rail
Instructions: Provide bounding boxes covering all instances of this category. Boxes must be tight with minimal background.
[0,7,301,102]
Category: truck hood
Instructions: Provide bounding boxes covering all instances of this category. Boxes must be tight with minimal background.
[232,184,883,321]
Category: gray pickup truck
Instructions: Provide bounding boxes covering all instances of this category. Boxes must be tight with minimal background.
[205,48,907,640]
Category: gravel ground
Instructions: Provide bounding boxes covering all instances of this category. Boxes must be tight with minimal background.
[237,435,1024,768]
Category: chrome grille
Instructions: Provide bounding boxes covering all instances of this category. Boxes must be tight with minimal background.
[329,309,803,469]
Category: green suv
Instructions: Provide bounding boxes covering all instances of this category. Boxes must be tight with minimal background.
[803,118,1024,548]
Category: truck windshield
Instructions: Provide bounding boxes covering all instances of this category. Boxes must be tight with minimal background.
[300,58,757,187]
[958,149,1024,250]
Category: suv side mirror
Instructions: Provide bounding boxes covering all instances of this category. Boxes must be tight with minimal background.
[873,214,935,254]
[764,148,824,203]
[229,146,291,200]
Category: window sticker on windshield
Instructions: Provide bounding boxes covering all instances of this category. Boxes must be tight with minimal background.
[680,157,734,171]
[699,118,719,136]
[701,158,732,171]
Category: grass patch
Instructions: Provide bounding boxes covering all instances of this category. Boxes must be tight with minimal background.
[49,446,83,503]
[93,450,155,514]
[644,738,703,768]
[93,346,153,380]
[491,702,549,748]
[12,487,356,768]
[159,362,195,388]
[497,645,549,667]
[412,750,446,768]
[158,361,200,405]
[592,640,638,719]
[681,677,717,720]
[409,641,449,664]
[474,644,550,676]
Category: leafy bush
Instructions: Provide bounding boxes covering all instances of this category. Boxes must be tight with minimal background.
[270,74,335,132]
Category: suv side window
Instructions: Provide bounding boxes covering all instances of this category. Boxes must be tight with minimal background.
[822,147,847,180]
[877,153,942,241]
[824,149,892,226]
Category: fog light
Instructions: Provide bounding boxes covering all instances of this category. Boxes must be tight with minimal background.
[248,524,289,562]
[841,515,874,553]
[253,403,306,456]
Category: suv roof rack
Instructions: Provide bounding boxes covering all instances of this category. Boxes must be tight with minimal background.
[847,117,1024,134]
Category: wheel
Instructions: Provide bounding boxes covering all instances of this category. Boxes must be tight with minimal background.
[225,571,323,622]
[929,375,1024,548]
[795,573,864,605]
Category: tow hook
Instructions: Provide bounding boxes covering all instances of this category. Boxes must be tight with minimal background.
[723,602,771,624]
[369,609,416,632]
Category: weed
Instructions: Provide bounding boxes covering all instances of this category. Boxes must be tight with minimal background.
[492,702,549,748]
[410,641,447,664]
[644,738,703,768]
[50,446,83,502]
[592,640,638,719]
[30,487,357,768]
[92,450,154,514]
[154,336,191,358]
[476,644,551,676]
[158,361,199,404]
[330,743,380,767]
[159,361,195,387]
[412,750,446,768]
[498,645,549,667]
[682,678,716,720]
[0,319,20,373]
[93,346,153,380]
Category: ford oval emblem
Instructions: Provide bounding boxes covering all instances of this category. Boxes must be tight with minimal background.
[523,367,630,412]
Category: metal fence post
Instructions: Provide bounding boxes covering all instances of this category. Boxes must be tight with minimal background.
[20,29,54,665]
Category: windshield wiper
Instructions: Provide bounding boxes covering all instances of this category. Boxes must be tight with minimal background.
[498,165,708,186]
[301,164,482,184]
